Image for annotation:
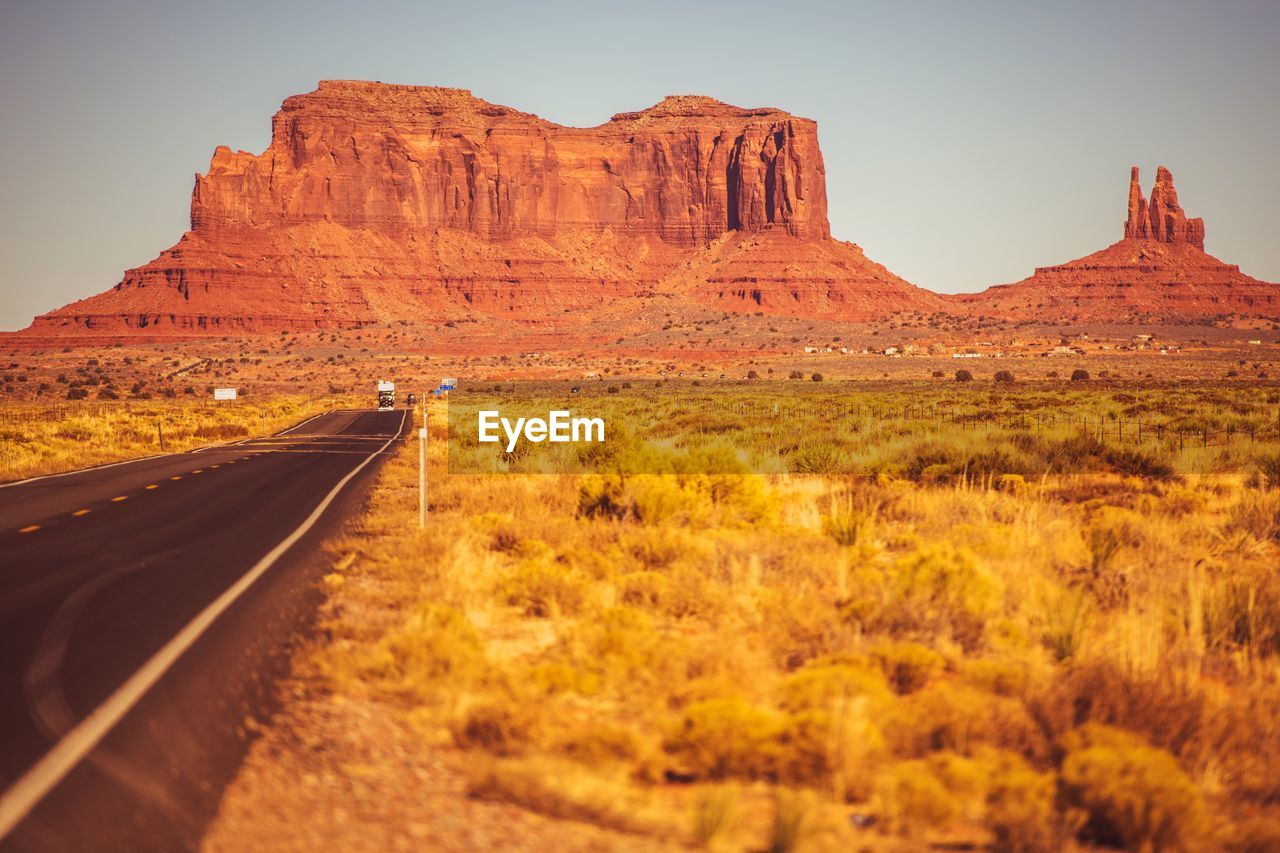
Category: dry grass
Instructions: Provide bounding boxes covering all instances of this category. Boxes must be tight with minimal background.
[0,394,356,481]
[308,387,1280,850]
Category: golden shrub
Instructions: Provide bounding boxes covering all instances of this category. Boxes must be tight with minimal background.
[451,696,545,756]
[364,603,490,696]
[856,543,1003,650]
[886,681,1048,762]
[875,759,958,836]
[776,661,893,713]
[1060,723,1208,851]
[664,697,785,780]
[499,558,589,617]
[869,641,946,695]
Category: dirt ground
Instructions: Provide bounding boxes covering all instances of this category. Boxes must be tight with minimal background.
[202,691,681,853]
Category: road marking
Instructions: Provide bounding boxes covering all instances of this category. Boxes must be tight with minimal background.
[170,476,182,481]
[72,510,90,517]
[0,409,407,840]
[111,496,128,502]
[19,525,40,534]
[253,449,373,456]
[276,409,331,436]
[210,465,220,469]
[145,485,159,490]
[191,470,203,474]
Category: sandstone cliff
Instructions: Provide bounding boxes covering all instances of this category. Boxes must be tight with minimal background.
[30,81,944,335]
[192,84,829,243]
[957,166,1278,321]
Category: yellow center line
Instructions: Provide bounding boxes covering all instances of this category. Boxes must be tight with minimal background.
[72,509,91,517]
[210,465,220,469]
[19,525,40,534]
[146,484,159,490]
[171,476,182,481]
[112,496,128,502]
[191,470,203,474]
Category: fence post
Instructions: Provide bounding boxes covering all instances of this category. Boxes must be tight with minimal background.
[157,421,166,452]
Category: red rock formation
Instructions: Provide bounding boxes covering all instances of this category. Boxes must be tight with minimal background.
[193,85,829,244]
[665,230,949,318]
[957,166,1277,321]
[1123,166,1205,248]
[29,82,943,335]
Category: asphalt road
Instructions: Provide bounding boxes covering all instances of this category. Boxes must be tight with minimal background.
[0,408,408,852]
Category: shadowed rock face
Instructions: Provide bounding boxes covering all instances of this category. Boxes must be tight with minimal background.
[30,82,952,336]
[957,166,1278,321]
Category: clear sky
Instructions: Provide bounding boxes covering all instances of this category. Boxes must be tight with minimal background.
[1,0,1277,330]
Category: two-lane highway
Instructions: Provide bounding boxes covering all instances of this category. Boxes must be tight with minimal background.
[0,408,408,851]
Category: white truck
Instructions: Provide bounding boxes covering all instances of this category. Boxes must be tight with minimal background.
[377,380,395,411]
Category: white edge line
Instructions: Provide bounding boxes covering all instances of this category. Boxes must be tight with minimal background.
[0,409,338,487]
[276,410,332,436]
[0,408,408,839]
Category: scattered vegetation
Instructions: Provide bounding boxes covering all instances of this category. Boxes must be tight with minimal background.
[0,395,352,481]
[310,383,1280,850]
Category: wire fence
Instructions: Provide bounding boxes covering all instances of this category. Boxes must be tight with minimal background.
[727,400,1280,452]
[0,400,231,425]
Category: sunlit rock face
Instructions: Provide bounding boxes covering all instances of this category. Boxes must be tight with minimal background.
[30,81,945,335]
[956,166,1278,321]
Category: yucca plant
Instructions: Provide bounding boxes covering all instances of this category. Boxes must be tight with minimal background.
[1041,584,1094,663]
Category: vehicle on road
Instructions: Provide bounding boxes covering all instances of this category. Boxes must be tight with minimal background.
[377,381,395,411]
[405,393,417,407]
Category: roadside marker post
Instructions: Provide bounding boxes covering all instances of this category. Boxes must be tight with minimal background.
[418,410,427,530]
